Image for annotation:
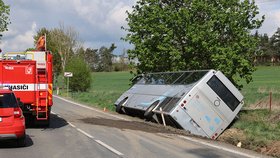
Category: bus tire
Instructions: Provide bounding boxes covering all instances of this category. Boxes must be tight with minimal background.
[116,98,127,114]
[144,100,159,120]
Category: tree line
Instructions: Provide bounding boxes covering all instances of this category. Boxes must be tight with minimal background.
[254,28,280,65]
[32,26,127,92]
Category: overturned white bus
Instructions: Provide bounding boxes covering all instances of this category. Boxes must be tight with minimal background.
[114,70,244,139]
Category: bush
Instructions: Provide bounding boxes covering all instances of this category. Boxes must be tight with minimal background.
[65,57,91,92]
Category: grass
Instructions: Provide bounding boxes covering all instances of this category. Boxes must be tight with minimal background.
[232,110,280,149]
[241,66,280,106]
[59,71,133,111]
[232,66,280,156]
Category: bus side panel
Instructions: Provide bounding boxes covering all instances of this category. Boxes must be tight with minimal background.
[125,94,162,110]
[119,84,187,111]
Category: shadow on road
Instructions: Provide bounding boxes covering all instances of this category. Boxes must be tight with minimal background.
[0,114,68,148]
[48,113,68,129]
[26,114,68,129]
[184,148,231,158]
[0,135,33,148]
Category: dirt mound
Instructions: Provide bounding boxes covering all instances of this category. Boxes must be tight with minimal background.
[219,128,280,157]
[257,141,280,158]
[79,117,191,135]
[218,128,246,145]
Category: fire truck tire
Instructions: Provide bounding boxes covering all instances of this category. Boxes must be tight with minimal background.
[116,98,128,114]
[144,100,159,121]
[25,114,35,127]
[42,110,51,127]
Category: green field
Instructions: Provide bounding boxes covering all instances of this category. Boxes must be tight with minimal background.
[64,71,133,111]
[241,66,280,106]
[59,66,280,157]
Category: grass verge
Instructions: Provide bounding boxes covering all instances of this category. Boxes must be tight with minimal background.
[57,71,133,111]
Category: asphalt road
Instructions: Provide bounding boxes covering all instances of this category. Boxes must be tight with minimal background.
[0,96,268,158]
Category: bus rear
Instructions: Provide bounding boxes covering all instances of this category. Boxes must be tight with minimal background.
[169,70,244,139]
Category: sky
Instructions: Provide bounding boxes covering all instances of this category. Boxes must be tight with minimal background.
[0,0,280,55]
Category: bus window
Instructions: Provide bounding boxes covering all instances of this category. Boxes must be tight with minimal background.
[174,71,207,85]
[131,74,143,85]
[207,75,240,111]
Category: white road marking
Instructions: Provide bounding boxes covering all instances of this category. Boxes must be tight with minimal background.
[54,95,128,121]
[77,128,94,139]
[95,140,124,156]
[68,122,76,128]
[178,135,259,158]
[65,120,124,157]
[51,111,57,115]
[52,96,126,157]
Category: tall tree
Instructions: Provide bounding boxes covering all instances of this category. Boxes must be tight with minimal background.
[258,33,274,56]
[65,56,91,92]
[99,44,116,72]
[83,48,99,71]
[33,25,81,75]
[123,0,264,88]
[0,0,10,39]
[271,27,280,56]
[51,24,80,73]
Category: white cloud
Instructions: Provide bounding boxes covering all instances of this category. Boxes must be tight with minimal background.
[1,0,136,53]
[69,0,133,35]
[255,0,280,36]
[107,3,132,29]
[257,10,280,36]
[0,22,37,52]
[2,27,18,37]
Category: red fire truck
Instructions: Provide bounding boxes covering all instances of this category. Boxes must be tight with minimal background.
[0,51,53,126]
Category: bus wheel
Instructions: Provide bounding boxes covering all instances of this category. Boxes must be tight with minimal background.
[144,100,159,121]
[116,98,127,114]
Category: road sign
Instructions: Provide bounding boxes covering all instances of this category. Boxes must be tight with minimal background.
[64,72,73,97]
[64,72,73,77]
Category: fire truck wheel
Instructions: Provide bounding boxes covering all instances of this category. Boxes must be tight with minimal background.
[116,98,127,114]
[144,100,159,121]
[25,114,35,127]
[43,117,50,127]
[42,110,51,127]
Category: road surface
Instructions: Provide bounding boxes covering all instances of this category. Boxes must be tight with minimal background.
[0,96,269,158]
